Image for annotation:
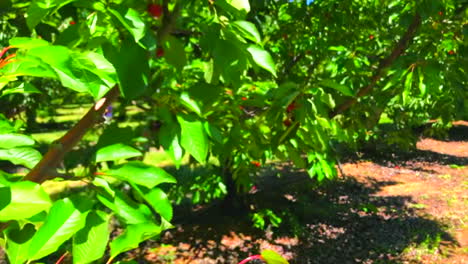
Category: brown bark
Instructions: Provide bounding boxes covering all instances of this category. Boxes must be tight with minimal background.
[329,13,422,118]
[23,86,120,183]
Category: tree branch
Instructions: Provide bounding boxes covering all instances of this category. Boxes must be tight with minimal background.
[157,0,182,43]
[23,86,120,183]
[329,13,422,118]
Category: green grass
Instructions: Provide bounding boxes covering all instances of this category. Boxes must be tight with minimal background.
[31,131,67,144]
[31,104,145,145]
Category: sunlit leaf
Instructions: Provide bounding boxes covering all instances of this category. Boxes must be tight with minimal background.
[95,143,142,163]
[319,80,354,97]
[247,45,276,77]
[109,222,161,260]
[177,114,208,164]
[73,211,111,264]
[232,21,261,44]
[105,161,176,189]
[5,223,36,264]
[0,133,35,149]
[0,181,51,221]
[226,0,250,13]
[0,147,42,169]
[261,249,289,264]
[28,198,89,261]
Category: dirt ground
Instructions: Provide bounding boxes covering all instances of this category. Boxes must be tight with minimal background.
[132,122,468,264]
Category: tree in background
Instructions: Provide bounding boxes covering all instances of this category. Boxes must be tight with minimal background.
[0,0,466,262]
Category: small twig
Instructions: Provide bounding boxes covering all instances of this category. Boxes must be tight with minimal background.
[0,221,12,233]
[24,86,120,183]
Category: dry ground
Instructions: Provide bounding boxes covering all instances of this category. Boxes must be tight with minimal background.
[135,122,467,264]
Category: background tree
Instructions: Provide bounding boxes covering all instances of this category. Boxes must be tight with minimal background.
[0,0,466,262]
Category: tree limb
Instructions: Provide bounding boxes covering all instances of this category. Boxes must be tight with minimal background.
[23,86,120,183]
[329,13,422,118]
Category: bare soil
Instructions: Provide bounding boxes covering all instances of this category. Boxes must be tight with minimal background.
[132,122,468,264]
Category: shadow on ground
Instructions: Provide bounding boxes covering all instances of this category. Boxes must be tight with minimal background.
[133,164,456,264]
[343,122,468,167]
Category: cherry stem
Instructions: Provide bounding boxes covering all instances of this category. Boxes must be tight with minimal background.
[238,255,264,264]
[0,46,12,59]
[55,251,69,264]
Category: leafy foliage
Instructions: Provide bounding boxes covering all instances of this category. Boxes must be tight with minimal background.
[0,0,466,262]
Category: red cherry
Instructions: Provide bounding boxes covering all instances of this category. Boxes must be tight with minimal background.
[148,4,163,18]
[241,97,247,101]
[251,161,261,167]
[369,35,374,40]
[69,21,76,25]
[283,119,292,127]
[448,50,455,55]
[287,102,296,112]
[438,11,443,16]
[156,47,164,57]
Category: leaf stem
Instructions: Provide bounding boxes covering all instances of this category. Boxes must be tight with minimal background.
[55,251,69,264]
[238,255,264,264]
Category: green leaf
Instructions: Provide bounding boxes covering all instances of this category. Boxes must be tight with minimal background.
[103,40,149,99]
[0,133,35,149]
[319,80,354,97]
[328,46,347,52]
[0,147,42,169]
[5,223,36,264]
[26,0,76,30]
[109,222,161,260]
[95,143,142,163]
[2,52,57,80]
[9,37,49,49]
[159,122,184,168]
[97,190,152,225]
[28,198,89,261]
[247,45,276,77]
[0,117,15,134]
[21,45,115,97]
[105,161,176,188]
[92,177,115,197]
[79,51,118,99]
[227,0,250,13]
[232,21,261,44]
[0,181,51,221]
[180,92,202,116]
[108,7,146,43]
[1,83,41,97]
[144,188,173,222]
[261,249,289,264]
[418,68,426,96]
[204,122,224,144]
[403,70,413,105]
[177,114,209,164]
[164,36,187,71]
[73,211,111,264]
